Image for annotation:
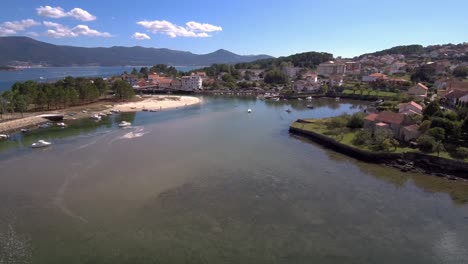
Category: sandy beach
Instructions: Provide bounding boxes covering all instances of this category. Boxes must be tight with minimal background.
[0,116,49,134]
[112,95,201,112]
[0,96,201,134]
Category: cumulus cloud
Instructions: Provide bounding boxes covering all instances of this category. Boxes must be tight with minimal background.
[186,21,222,32]
[43,21,112,38]
[36,6,96,21]
[132,32,151,40]
[36,6,67,18]
[0,19,39,36]
[68,8,96,22]
[137,20,222,38]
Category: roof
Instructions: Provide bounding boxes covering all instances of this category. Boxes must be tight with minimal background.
[416,83,429,90]
[398,101,423,111]
[446,89,468,99]
[365,113,378,121]
[375,111,405,125]
[369,73,388,78]
[447,80,468,91]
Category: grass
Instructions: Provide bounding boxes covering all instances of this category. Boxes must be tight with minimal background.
[292,118,467,161]
[342,89,398,97]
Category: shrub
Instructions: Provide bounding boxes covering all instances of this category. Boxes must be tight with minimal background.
[426,127,445,141]
[455,147,468,159]
[417,135,436,153]
[347,112,365,129]
[352,129,372,146]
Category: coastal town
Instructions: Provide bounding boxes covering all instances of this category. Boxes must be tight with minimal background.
[1,42,468,164]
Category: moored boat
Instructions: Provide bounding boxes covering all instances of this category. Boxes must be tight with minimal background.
[0,134,10,140]
[118,121,132,127]
[91,114,101,120]
[307,105,314,109]
[31,140,51,148]
[247,109,252,113]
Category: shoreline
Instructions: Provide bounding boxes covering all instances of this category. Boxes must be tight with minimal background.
[0,95,200,134]
[289,120,468,180]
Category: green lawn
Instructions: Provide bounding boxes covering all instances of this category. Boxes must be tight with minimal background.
[292,118,466,161]
[342,89,398,97]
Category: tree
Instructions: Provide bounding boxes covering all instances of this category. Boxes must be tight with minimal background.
[352,129,372,146]
[264,70,289,84]
[426,127,445,141]
[455,147,468,159]
[434,141,445,157]
[93,78,108,96]
[423,101,440,117]
[417,135,436,153]
[419,120,431,133]
[112,80,135,100]
[13,93,28,117]
[410,65,436,83]
[346,112,365,129]
[453,66,468,78]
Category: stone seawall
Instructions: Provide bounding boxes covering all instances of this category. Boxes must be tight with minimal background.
[289,123,468,180]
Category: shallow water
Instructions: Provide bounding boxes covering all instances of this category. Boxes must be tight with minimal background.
[1,97,468,264]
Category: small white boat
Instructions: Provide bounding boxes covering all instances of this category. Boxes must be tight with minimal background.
[298,98,303,101]
[106,112,113,116]
[306,96,313,100]
[110,109,120,113]
[21,128,29,133]
[57,122,67,128]
[118,121,132,127]
[82,110,88,113]
[0,134,10,140]
[247,109,252,113]
[31,140,51,148]
[335,97,340,101]
[38,123,52,128]
[91,114,101,120]
[98,112,106,117]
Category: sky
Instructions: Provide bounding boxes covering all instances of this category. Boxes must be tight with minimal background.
[1,0,467,58]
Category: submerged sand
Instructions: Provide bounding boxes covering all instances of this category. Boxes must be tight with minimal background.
[112,96,200,112]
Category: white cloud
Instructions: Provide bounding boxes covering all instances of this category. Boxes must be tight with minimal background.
[36,6,67,18]
[137,20,222,38]
[68,8,96,22]
[132,32,151,40]
[36,6,96,21]
[43,21,112,38]
[0,19,39,36]
[186,21,222,32]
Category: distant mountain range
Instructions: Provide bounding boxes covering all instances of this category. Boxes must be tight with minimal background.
[0,37,272,67]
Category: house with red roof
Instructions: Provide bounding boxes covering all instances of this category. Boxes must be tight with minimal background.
[444,81,468,106]
[397,101,423,115]
[408,83,428,98]
[364,111,419,141]
[362,73,388,82]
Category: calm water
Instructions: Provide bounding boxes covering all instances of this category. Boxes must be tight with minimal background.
[1,97,468,264]
[0,66,198,92]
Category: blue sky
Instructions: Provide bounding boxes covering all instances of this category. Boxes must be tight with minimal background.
[1,0,467,58]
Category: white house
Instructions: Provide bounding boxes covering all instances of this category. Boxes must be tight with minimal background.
[317,61,346,77]
[408,83,428,98]
[181,76,202,91]
[397,101,423,115]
